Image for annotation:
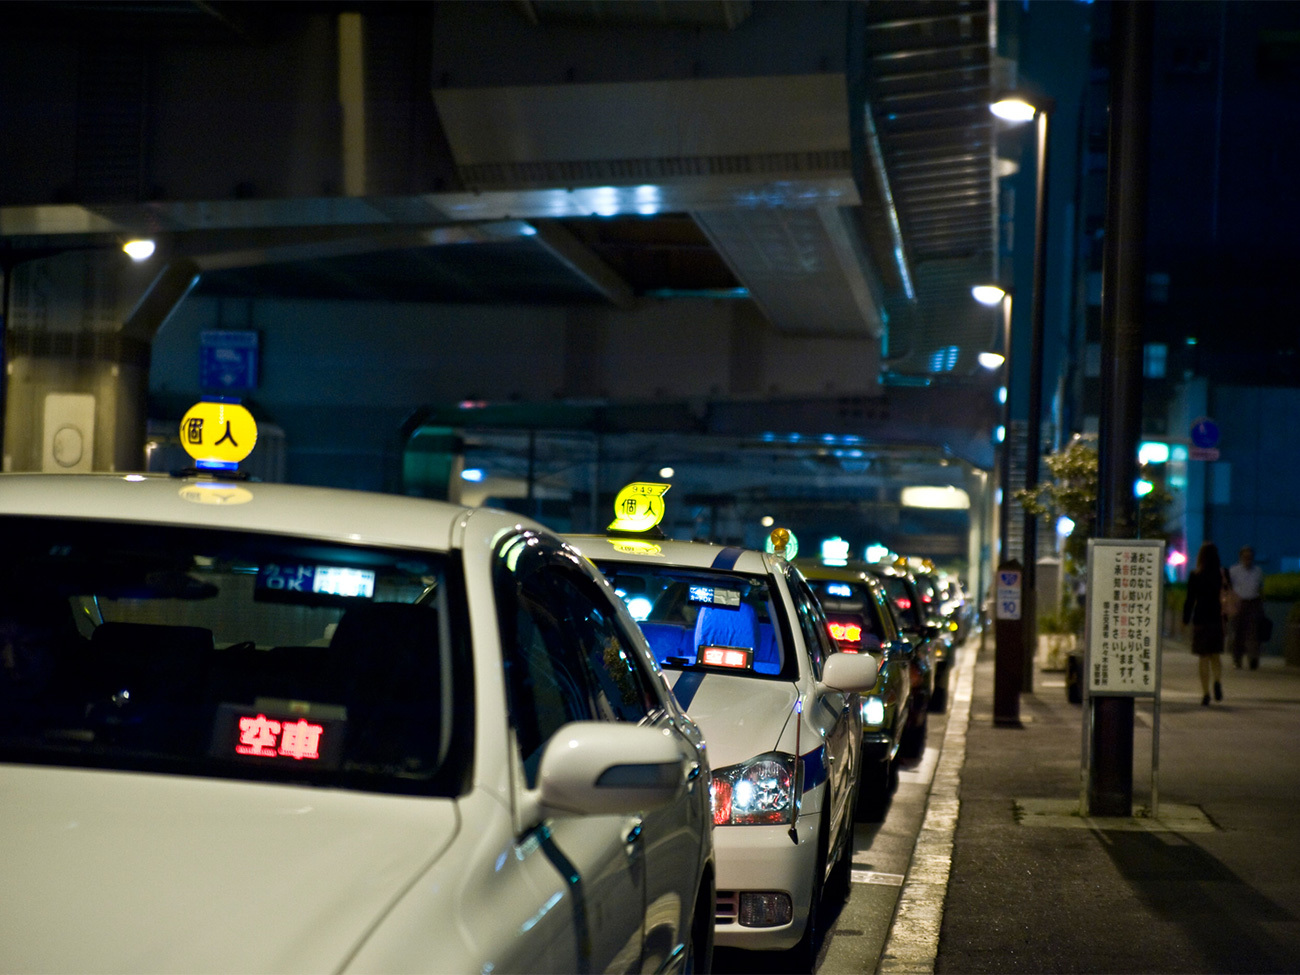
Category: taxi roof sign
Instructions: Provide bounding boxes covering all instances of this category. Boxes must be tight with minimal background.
[608,482,670,538]
[180,400,258,471]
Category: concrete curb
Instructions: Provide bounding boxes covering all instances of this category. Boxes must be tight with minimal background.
[875,632,980,974]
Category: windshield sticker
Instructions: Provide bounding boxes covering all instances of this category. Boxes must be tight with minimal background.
[687,585,741,608]
[257,563,375,599]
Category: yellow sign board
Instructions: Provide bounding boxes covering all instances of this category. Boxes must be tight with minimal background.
[179,401,258,468]
[608,482,671,534]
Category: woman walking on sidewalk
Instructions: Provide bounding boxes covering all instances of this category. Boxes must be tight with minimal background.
[1183,541,1227,706]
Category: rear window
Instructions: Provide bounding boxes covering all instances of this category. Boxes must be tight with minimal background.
[876,573,922,629]
[594,562,795,679]
[808,579,888,652]
[0,517,470,796]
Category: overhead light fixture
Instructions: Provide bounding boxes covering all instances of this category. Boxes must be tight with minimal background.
[900,486,971,510]
[971,284,1007,306]
[122,238,156,261]
[978,351,1006,370]
[990,97,1037,122]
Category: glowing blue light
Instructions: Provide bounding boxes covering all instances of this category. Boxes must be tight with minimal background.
[997,386,1008,404]
[865,543,891,563]
[461,468,485,482]
[821,537,851,563]
[1057,516,1075,536]
[1135,479,1154,497]
[1138,441,1170,465]
[634,185,661,215]
[590,186,620,217]
[995,425,1006,443]
[519,223,538,236]
[826,583,853,597]
[627,596,653,621]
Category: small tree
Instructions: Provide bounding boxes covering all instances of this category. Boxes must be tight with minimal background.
[1016,435,1172,631]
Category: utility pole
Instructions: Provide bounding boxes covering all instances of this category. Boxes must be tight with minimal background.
[1091,0,1152,818]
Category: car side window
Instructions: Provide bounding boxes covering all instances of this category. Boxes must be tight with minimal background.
[495,533,657,787]
[867,585,898,643]
[789,573,832,680]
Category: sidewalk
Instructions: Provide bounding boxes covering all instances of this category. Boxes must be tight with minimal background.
[901,633,1300,974]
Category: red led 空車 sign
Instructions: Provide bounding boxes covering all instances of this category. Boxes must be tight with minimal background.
[236,713,324,761]
[700,646,751,670]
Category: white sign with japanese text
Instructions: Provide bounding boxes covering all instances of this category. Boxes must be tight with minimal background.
[1085,539,1165,696]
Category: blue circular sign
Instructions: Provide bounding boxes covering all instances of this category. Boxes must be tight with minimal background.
[1190,417,1219,449]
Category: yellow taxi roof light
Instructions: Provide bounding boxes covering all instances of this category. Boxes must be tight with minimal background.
[608,482,671,537]
[179,400,258,472]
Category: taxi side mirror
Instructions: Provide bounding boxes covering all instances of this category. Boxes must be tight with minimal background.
[533,721,686,817]
[818,651,881,695]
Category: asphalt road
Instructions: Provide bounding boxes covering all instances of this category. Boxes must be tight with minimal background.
[712,635,974,975]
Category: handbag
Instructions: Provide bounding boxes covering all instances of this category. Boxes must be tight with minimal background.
[1221,585,1242,619]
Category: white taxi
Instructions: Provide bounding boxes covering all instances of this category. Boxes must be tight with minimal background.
[567,485,879,968]
[0,471,715,974]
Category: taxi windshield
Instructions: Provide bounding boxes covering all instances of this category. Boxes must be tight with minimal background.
[0,517,470,797]
[594,563,793,679]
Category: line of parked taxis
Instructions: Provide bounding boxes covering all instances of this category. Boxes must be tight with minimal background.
[0,424,966,975]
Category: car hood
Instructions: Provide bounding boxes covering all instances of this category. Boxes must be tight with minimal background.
[664,671,797,768]
[0,764,458,974]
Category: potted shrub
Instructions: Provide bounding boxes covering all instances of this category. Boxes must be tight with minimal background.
[1037,601,1084,671]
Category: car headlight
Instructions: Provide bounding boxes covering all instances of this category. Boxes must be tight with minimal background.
[710,752,799,826]
[861,695,886,726]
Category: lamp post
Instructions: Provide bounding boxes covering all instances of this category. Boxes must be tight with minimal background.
[975,284,1022,725]
[992,94,1054,693]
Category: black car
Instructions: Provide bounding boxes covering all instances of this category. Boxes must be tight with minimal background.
[797,561,919,821]
[867,562,947,716]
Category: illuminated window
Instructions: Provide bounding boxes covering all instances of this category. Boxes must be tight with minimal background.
[1143,343,1167,378]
